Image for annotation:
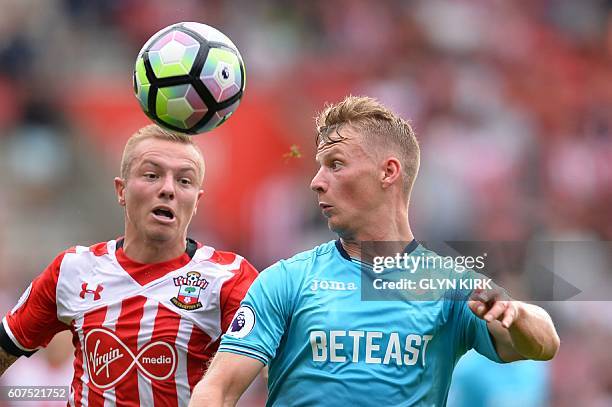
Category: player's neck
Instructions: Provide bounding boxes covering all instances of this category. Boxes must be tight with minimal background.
[121,235,187,264]
[339,222,414,261]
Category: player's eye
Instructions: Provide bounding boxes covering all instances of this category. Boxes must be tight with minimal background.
[330,160,344,170]
[144,172,158,180]
[179,178,192,186]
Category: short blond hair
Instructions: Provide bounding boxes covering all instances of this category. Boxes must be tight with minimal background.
[315,95,420,194]
[120,124,205,182]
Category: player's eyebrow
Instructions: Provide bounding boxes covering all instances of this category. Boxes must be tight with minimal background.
[140,159,162,169]
[177,167,198,177]
[140,159,198,174]
[315,147,344,164]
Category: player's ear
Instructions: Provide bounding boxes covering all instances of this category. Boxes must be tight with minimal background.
[381,157,402,189]
[114,177,126,207]
[193,189,204,215]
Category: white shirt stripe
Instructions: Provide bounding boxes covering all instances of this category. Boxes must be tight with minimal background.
[174,317,192,405]
[136,298,158,406]
[73,314,89,407]
[102,301,122,407]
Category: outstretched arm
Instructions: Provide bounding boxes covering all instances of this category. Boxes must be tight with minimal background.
[469,287,560,362]
[189,352,264,407]
[0,346,18,376]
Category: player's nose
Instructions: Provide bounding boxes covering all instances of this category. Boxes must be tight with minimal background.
[158,175,176,200]
[310,167,327,193]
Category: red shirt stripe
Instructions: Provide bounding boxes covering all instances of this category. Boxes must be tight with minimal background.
[113,296,147,406]
[70,321,84,407]
[79,305,108,407]
[186,324,213,391]
[151,303,181,407]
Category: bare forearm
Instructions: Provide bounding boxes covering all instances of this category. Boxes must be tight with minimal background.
[189,377,238,407]
[0,346,18,376]
[508,302,560,360]
[188,352,263,407]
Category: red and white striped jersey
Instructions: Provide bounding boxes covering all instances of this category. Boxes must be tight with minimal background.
[0,238,258,407]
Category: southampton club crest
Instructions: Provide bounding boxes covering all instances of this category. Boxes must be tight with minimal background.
[171,271,209,310]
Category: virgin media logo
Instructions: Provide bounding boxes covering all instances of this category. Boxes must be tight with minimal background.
[84,328,177,389]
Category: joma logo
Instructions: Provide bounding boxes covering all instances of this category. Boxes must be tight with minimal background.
[310,279,357,291]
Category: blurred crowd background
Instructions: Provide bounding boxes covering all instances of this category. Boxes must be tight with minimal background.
[0,0,611,406]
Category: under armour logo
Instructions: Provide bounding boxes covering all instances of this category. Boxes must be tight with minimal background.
[80,283,103,301]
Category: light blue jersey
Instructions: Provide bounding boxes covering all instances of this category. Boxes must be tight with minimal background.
[448,350,549,407]
[219,240,504,406]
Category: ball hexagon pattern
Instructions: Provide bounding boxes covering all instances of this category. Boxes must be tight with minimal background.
[134,58,151,113]
[156,84,208,130]
[200,48,243,103]
[148,31,200,79]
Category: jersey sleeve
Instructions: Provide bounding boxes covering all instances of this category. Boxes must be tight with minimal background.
[219,257,259,333]
[0,251,71,357]
[218,260,294,365]
[454,298,505,363]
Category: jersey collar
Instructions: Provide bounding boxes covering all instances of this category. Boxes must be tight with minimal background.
[114,237,198,285]
[115,237,197,259]
[335,239,419,262]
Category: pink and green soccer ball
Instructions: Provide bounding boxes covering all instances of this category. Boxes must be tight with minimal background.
[134,22,245,134]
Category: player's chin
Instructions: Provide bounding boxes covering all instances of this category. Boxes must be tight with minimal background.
[146,225,178,242]
[326,217,338,229]
[327,218,347,234]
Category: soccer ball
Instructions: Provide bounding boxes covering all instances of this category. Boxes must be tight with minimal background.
[133,22,245,134]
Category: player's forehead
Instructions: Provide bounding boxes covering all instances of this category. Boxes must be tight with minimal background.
[315,127,367,162]
[130,138,204,174]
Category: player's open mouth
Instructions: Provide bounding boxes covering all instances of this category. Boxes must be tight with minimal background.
[152,206,175,222]
[319,203,333,215]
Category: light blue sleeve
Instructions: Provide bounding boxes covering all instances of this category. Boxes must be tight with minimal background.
[456,299,505,363]
[440,266,505,364]
[218,260,294,365]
